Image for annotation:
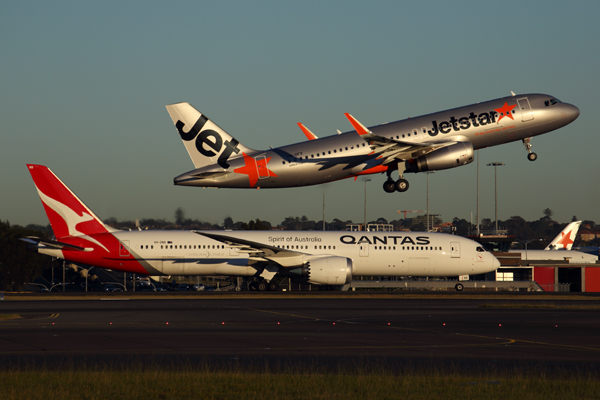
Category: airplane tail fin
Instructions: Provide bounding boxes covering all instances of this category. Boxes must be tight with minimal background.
[165,102,255,169]
[545,221,581,250]
[26,165,113,239]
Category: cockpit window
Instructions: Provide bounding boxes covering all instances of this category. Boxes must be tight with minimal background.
[476,246,486,252]
[544,98,562,107]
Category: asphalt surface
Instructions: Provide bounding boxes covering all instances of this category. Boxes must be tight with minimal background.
[1,293,600,372]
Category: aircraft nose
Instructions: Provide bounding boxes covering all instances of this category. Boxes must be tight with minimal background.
[565,103,580,123]
[491,254,501,270]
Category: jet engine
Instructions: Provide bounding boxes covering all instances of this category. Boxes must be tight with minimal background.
[295,256,353,285]
[405,141,474,173]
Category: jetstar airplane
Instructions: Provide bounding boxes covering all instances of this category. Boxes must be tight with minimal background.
[545,221,581,250]
[509,221,597,263]
[166,93,579,193]
[22,165,499,290]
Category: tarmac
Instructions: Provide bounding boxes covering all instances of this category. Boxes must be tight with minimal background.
[1,292,599,373]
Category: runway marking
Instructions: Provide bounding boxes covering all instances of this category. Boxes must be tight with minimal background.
[238,307,600,353]
[454,332,600,352]
[241,307,321,321]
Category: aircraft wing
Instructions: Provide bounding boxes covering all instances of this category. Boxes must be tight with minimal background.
[194,232,307,267]
[20,236,89,251]
[344,113,464,164]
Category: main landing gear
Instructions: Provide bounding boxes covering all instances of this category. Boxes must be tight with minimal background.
[249,278,279,292]
[383,163,409,193]
[383,179,409,193]
[523,137,537,161]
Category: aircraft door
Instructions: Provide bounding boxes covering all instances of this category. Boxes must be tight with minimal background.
[517,98,534,122]
[359,244,369,257]
[119,241,130,257]
[255,154,270,179]
[451,242,460,258]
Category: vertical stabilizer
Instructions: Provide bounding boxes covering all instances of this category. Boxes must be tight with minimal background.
[545,221,581,250]
[165,102,255,169]
[26,165,111,239]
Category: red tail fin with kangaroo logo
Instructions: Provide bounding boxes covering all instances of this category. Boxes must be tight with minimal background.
[27,164,111,239]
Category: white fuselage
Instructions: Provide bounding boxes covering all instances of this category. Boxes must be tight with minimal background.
[42,230,499,278]
[510,249,598,264]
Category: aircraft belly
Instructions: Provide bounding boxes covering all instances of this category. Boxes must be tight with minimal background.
[157,258,185,275]
[152,257,254,275]
[407,257,431,275]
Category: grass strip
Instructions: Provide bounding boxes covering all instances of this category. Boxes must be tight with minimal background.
[480,303,600,309]
[0,365,598,400]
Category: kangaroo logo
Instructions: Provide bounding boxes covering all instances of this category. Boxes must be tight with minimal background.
[176,116,240,169]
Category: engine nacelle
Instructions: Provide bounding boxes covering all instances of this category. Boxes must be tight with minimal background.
[405,141,474,173]
[304,256,353,285]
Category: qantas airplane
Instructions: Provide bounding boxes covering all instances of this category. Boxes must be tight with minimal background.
[166,93,579,193]
[22,165,499,290]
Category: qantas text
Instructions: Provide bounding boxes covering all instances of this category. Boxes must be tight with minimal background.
[340,235,430,245]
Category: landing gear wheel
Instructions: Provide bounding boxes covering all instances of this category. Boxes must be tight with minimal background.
[395,179,409,192]
[383,180,396,193]
[257,281,268,291]
[527,152,537,161]
[249,281,258,291]
[455,283,464,292]
[267,281,279,291]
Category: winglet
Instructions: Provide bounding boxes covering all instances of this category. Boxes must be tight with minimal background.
[344,113,371,136]
[297,123,318,140]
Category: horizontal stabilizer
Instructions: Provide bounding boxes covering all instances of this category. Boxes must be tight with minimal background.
[20,236,89,251]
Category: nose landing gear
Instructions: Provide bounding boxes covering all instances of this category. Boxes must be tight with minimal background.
[523,137,537,161]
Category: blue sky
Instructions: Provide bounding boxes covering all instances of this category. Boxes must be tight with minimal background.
[2,1,599,229]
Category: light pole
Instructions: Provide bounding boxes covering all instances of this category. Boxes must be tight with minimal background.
[85,267,95,292]
[364,179,371,231]
[322,192,326,231]
[476,150,480,236]
[426,172,434,232]
[487,162,505,233]
[515,238,543,261]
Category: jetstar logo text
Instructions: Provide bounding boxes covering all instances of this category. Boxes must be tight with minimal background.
[176,116,240,169]
[427,102,516,137]
[340,235,430,245]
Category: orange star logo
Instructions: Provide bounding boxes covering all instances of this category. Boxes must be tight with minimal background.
[233,153,278,187]
[555,230,574,249]
[494,102,517,122]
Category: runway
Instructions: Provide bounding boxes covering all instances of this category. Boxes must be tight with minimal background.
[1,294,600,372]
